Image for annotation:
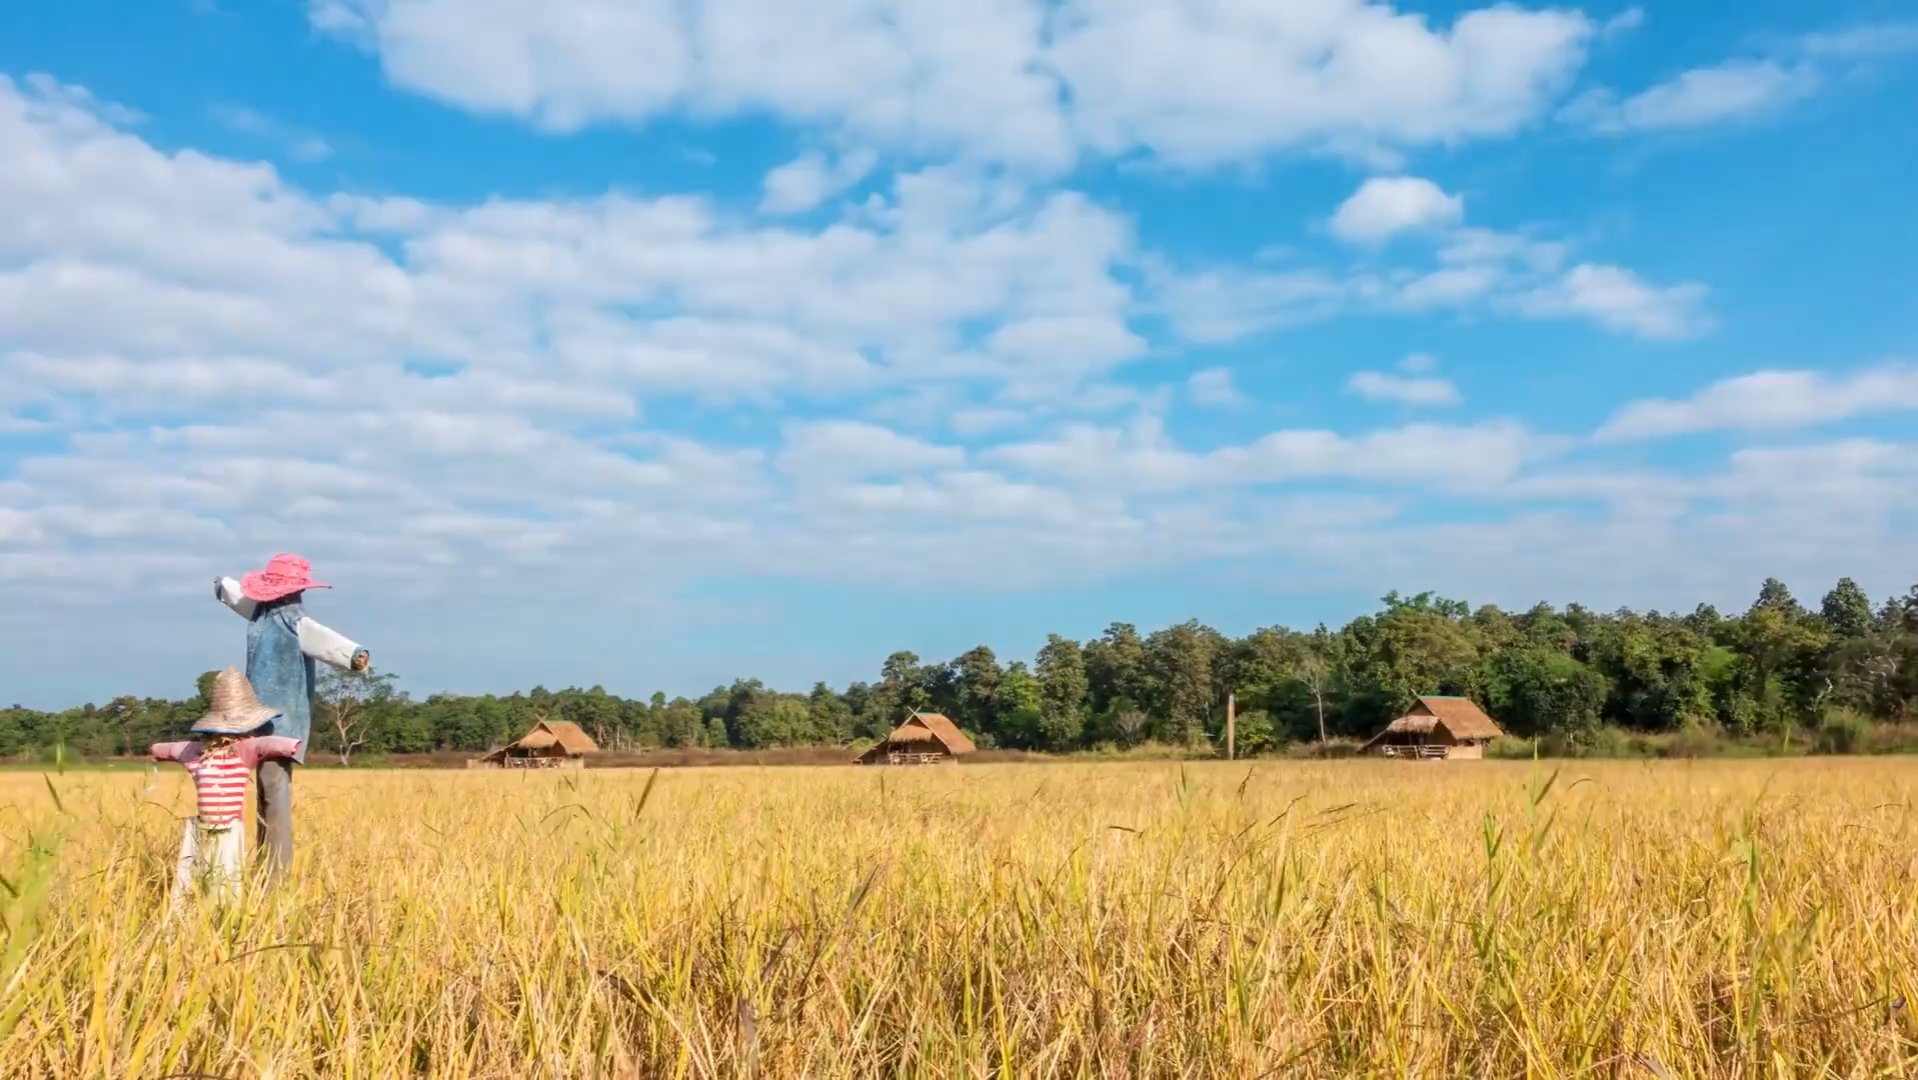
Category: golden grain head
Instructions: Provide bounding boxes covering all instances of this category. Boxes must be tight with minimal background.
[1,760,1915,1077]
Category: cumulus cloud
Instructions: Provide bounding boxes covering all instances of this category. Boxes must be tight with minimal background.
[1598,364,1918,440]
[1514,263,1710,340]
[1150,264,1362,344]
[0,71,1155,622]
[1566,19,1918,136]
[776,420,964,479]
[1329,176,1464,244]
[212,104,335,162]
[1564,60,1819,134]
[309,0,1596,169]
[1346,370,1461,406]
[1186,367,1243,409]
[1153,237,1698,344]
[759,148,879,214]
[987,415,1540,493]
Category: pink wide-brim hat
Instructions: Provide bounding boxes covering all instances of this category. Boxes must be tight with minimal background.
[239,552,332,603]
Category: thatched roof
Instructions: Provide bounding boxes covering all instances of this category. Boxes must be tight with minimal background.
[1361,696,1504,748]
[532,720,599,754]
[867,712,976,756]
[480,719,601,761]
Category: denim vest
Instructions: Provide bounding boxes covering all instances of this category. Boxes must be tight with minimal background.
[246,598,317,764]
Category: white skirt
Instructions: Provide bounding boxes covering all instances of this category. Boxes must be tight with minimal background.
[171,816,245,907]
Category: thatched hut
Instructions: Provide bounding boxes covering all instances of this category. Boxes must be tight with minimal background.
[856,712,976,765]
[1360,696,1504,760]
[471,720,600,769]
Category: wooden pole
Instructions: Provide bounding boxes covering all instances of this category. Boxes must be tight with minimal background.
[1226,691,1236,761]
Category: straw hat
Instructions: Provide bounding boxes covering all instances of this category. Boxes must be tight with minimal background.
[240,552,332,603]
[192,667,282,735]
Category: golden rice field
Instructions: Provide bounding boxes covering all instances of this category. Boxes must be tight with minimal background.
[2,758,1915,1078]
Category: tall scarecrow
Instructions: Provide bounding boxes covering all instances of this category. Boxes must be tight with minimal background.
[214,553,369,881]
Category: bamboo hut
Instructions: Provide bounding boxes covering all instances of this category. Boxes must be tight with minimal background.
[1360,696,1504,760]
[471,720,600,769]
[856,712,976,765]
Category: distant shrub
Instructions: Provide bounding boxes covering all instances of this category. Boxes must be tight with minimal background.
[1815,708,1873,755]
[1865,723,1918,754]
[1285,737,1360,759]
[1662,726,1729,760]
[1485,736,1537,760]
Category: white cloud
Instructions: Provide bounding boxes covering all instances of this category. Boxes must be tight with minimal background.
[1395,264,1501,308]
[776,420,964,479]
[1565,60,1818,134]
[1566,20,1918,136]
[1398,352,1437,373]
[1048,1,1594,167]
[1154,236,1695,344]
[1600,7,1644,41]
[1186,367,1242,409]
[1796,20,1918,61]
[1322,437,1918,609]
[987,415,1539,493]
[1151,264,1369,344]
[1598,364,1918,440]
[212,104,335,162]
[1346,369,1460,406]
[0,74,1146,405]
[1437,227,1567,273]
[0,72,1163,625]
[1350,370,1450,408]
[759,148,879,214]
[310,0,1596,170]
[1515,263,1710,340]
[1329,176,1464,244]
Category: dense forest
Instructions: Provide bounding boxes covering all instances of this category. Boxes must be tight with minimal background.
[6,577,1917,761]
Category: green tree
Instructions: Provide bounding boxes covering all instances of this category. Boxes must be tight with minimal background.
[949,646,1003,741]
[315,668,404,765]
[1584,614,1714,731]
[194,670,220,711]
[1821,577,1875,639]
[1034,635,1089,750]
[993,662,1045,748]
[1231,708,1278,756]
[737,694,816,748]
[1342,598,1482,735]
[1083,623,1147,715]
[808,682,855,744]
[1731,580,1832,730]
[659,698,703,748]
[865,651,929,736]
[1486,648,1610,739]
[1143,620,1219,746]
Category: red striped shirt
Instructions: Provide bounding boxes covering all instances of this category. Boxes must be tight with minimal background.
[186,750,251,827]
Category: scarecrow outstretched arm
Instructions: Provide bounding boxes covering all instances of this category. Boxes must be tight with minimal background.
[297,617,369,671]
[237,736,303,765]
[213,577,258,620]
[151,741,199,763]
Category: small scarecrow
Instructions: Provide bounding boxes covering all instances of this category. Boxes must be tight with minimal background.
[151,667,302,908]
[213,552,370,881]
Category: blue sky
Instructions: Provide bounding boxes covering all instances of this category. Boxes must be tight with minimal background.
[2,0,1915,707]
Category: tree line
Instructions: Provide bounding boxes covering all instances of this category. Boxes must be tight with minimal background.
[6,577,1916,761]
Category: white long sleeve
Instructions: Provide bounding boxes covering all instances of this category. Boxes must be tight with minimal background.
[214,577,258,620]
[297,617,366,670]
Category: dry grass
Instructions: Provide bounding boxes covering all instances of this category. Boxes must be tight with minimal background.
[2,759,1915,1078]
